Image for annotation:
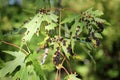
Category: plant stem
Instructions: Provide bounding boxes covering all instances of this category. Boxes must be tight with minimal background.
[0,40,29,55]
[62,66,70,76]
[59,9,61,37]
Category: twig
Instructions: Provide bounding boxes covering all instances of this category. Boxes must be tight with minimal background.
[0,40,29,55]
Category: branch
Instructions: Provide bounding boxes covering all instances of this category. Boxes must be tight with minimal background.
[0,40,29,55]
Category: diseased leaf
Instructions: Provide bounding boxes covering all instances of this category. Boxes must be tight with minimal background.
[64,24,70,38]
[70,20,80,34]
[43,12,58,31]
[61,14,80,24]
[70,19,81,51]
[13,64,28,80]
[22,13,43,42]
[45,23,57,31]
[0,51,26,77]
[22,12,58,42]
[94,18,106,23]
[61,39,70,58]
[86,8,103,17]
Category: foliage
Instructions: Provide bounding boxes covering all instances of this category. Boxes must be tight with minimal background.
[0,0,116,80]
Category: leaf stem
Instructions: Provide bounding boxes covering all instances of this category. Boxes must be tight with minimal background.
[62,66,70,76]
[0,40,29,55]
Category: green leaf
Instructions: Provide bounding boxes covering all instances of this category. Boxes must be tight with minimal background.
[14,64,40,80]
[61,39,70,58]
[22,12,58,42]
[70,19,83,51]
[13,64,28,80]
[61,14,80,24]
[42,12,58,23]
[70,21,80,34]
[45,23,57,31]
[64,74,81,80]
[94,33,103,39]
[64,24,70,38]
[27,65,40,80]
[28,52,47,80]
[43,12,58,31]
[49,12,58,22]
[86,8,103,17]
[94,18,106,23]
[0,51,26,77]
[32,59,46,80]
[71,38,75,53]
[92,10,103,17]
[22,13,43,42]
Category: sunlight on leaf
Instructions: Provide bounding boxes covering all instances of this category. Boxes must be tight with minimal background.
[22,13,43,42]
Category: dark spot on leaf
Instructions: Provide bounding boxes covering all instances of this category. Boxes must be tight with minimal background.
[92,32,96,39]
[24,20,28,24]
[73,36,76,39]
[63,40,66,46]
[59,37,63,41]
[27,31,29,35]
[85,37,91,42]
[56,47,60,50]
[67,45,74,56]
[76,26,80,32]
[22,39,25,42]
[16,78,20,80]
[96,22,104,32]
[95,38,100,46]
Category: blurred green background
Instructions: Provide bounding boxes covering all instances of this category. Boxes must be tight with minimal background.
[0,0,120,80]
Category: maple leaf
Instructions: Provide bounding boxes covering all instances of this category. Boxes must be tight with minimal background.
[0,51,26,77]
[22,13,43,42]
